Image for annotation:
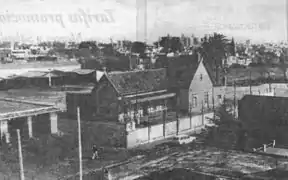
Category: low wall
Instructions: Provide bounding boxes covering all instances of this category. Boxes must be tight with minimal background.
[127,127,149,148]
[150,124,163,140]
[126,112,213,148]
[165,121,177,136]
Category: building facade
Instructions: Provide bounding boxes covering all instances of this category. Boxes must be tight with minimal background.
[0,100,60,144]
[167,54,224,115]
[92,68,176,124]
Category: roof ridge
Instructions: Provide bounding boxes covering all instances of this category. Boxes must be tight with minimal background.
[108,68,166,75]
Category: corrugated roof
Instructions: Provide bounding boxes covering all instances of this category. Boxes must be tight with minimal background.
[17,71,47,78]
[16,70,65,78]
[106,68,167,96]
[0,99,59,120]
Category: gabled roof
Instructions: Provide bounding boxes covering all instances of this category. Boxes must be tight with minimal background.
[167,54,216,88]
[105,68,167,96]
[167,54,200,88]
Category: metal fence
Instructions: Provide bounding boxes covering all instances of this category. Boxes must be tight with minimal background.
[253,140,276,152]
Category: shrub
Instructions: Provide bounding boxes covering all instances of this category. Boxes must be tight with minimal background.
[230,63,246,69]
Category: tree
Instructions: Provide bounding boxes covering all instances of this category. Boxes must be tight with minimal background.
[31,49,39,55]
[229,38,236,56]
[156,35,184,53]
[199,100,246,150]
[279,48,288,81]
[122,40,133,50]
[75,48,94,58]
[47,49,56,56]
[99,43,115,56]
[79,41,99,53]
[52,41,66,49]
[199,33,230,85]
[131,41,146,55]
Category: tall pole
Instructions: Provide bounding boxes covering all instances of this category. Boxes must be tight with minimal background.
[249,71,252,94]
[201,100,204,125]
[233,81,236,119]
[268,72,271,92]
[189,103,192,129]
[48,69,52,87]
[212,86,215,120]
[77,107,83,180]
[136,0,147,42]
[164,99,167,136]
[17,129,25,180]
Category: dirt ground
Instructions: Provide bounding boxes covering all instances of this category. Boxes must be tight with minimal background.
[0,118,134,180]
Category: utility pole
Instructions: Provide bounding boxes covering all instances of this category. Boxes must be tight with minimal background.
[201,100,204,125]
[77,107,83,180]
[189,103,192,129]
[17,129,25,180]
[268,72,271,92]
[249,71,252,94]
[212,86,215,120]
[164,99,167,136]
[233,81,236,119]
[48,69,52,87]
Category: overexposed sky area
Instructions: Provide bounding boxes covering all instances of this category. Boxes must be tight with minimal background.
[0,0,287,43]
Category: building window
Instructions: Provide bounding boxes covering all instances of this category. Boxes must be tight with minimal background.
[192,95,197,108]
[200,74,203,81]
[217,95,222,100]
[204,92,209,105]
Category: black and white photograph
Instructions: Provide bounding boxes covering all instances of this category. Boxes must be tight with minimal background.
[0,0,288,179]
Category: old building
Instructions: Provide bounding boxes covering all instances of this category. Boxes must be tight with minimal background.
[167,54,223,115]
[93,68,176,123]
[238,95,288,145]
[0,99,60,144]
[65,65,218,148]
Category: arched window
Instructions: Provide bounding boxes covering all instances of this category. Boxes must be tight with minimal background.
[192,96,197,108]
[200,74,203,81]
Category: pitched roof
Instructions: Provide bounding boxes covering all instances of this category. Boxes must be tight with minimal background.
[240,95,288,108]
[167,54,200,88]
[202,59,217,85]
[71,69,95,75]
[238,95,288,126]
[106,68,167,96]
[17,71,64,78]
[167,54,217,88]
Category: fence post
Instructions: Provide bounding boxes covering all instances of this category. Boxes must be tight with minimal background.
[263,144,266,152]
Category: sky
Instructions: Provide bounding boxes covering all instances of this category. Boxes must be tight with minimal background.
[0,0,287,43]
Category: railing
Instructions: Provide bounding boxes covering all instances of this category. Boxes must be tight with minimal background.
[253,140,275,152]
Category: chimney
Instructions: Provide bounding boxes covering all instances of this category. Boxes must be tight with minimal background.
[136,0,147,43]
[197,52,201,62]
[103,67,107,74]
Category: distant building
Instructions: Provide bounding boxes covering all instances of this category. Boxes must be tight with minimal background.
[0,49,11,62]
[11,49,30,60]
